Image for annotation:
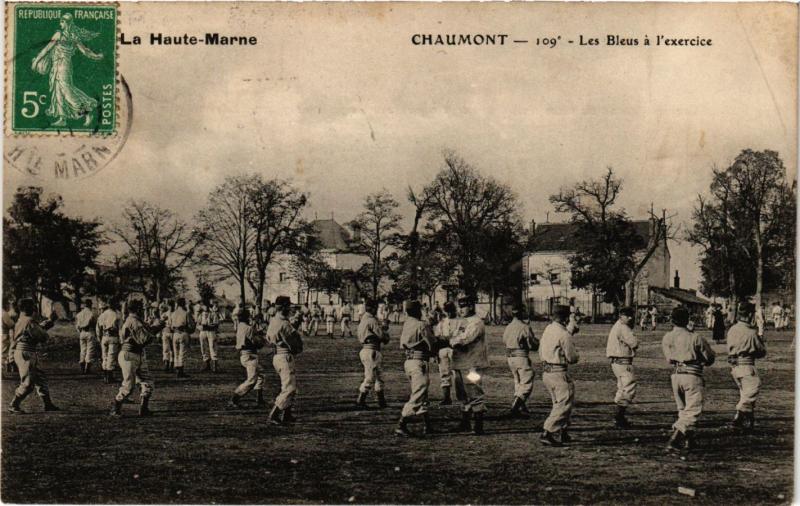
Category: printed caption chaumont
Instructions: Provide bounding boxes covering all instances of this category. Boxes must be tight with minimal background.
[410,33,713,47]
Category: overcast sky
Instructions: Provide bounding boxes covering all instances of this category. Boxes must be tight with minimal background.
[4,2,797,295]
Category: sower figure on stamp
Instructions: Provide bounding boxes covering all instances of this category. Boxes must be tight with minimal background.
[662,306,715,451]
[199,304,221,373]
[356,299,390,409]
[96,299,122,384]
[266,296,304,425]
[228,308,267,409]
[434,301,460,406]
[168,298,194,379]
[8,298,60,414]
[539,305,580,447]
[502,305,539,419]
[606,306,639,429]
[726,302,766,433]
[110,300,164,417]
[75,298,99,375]
[395,300,438,437]
[449,296,490,436]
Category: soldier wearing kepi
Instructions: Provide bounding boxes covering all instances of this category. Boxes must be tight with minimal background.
[8,298,60,413]
[96,299,122,383]
[266,296,304,425]
[434,301,460,406]
[198,304,221,372]
[726,302,766,432]
[110,300,163,417]
[168,298,193,378]
[228,308,267,408]
[395,300,438,437]
[356,299,390,409]
[449,296,489,435]
[75,298,99,374]
[160,300,174,371]
[502,305,539,419]
[606,306,639,428]
[662,306,716,451]
[539,304,580,446]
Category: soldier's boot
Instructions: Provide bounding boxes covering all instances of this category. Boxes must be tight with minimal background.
[683,431,695,450]
[422,413,437,435]
[103,370,110,384]
[666,429,685,452]
[211,360,219,373]
[84,363,92,375]
[168,361,174,372]
[439,386,452,406]
[282,407,296,423]
[256,390,266,407]
[79,361,86,373]
[472,412,485,435]
[227,394,241,409]
[163,360,170,371]
[355,391,369,409]
[519,400,532,415]
[8,395,24,414]
[202,359,211,372]
[394,416,414,438]
[560,429,572,444]
[510,397,529,419]
[268,405,284,425]
[139,397,152,417]
[42,394,60,412]
[454,410,471,433]
[377,391,387,409]
[539,430,563,447]
[110,399,123,417]
[614,405,631,429]
[177,367,189,378]
[743,412,756,433]
[730,410,746,429]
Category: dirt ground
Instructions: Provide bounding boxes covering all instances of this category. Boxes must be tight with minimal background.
[1,320,794,505]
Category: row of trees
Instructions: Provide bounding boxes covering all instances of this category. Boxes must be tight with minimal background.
[2,149,794,316]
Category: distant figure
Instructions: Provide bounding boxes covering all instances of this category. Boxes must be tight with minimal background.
[704,305,714,329]
[712,304,726,344]
[771,302,783,330]
[648,305,658,331]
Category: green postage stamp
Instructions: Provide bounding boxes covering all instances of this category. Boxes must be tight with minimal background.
[8,3,117,134]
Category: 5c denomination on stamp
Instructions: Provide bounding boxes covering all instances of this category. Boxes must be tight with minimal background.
[8,3,117,134]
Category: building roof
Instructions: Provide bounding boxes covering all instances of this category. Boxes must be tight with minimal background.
[651,287,710,307]
[311,219,353,251]
[529,220,653,252]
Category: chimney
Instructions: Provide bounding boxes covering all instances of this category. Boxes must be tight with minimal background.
[530,219,536,237]
[674,270,680,289]
[352,223,361,242]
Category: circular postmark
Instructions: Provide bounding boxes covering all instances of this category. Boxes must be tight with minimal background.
[4,75,132,182]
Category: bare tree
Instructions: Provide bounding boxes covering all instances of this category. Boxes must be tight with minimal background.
[349,189,403,300]
[112,200,200,303]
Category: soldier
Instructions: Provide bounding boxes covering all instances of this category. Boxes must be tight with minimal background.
[300,304,311,334]
[726,302,766,432]
[310,302,322,336]
[502,306,539,419]
[96,299,122,383]
[168,298,194,378]
[2,298,17,378]
[340,301,353,338]
[228,308,267,408]
[395,300,437,437]
[649,305,658,331]
[662,306,716,451]
[449,297,489,435]
[606,306,638,429]
[356,299,390,409]
[110,300,163,417]
[325,303,336,338]
[199,303,221,372]
[160,300,174,371]
[539,305,579,446]
[8,298,60,413]
[232,297,245,331]
[266,296,304,425]
[434,301,460,406]
[75,298,99,374]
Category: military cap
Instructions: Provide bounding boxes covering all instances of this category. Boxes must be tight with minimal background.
[553,304,571,321]
[457,296,475,308]
[619,306,635,318]
[364,299,378,312]
[82,298,93,307]
[128,300,144,315]
[18,298,36,314]
[238,308,251,323]
[443,301,457,317]
[738,302,756,317]
[405,300,422,319]
[511,305,525,317]
[275,296,291,308]
[670,306,689,327]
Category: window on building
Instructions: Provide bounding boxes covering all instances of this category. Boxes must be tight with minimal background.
[279,272,287,282]
[529,273,540,285]
[549,272,561,285]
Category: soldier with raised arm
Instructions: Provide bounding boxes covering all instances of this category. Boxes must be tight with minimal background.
[356,299,390,409]
[726,302,766,432]
[606,306,639,429]
[502,305,539,419]
[662,306,716,451]
[8,298,60,413]
[228,308,267,409]
[449,296,489,436]
[539,305,580,447]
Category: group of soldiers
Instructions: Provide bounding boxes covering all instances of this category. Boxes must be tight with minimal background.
[3,291,768,451]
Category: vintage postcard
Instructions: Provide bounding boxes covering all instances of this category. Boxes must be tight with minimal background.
[2,2,797,504]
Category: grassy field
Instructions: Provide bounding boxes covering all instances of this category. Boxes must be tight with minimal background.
[1,321,794,504]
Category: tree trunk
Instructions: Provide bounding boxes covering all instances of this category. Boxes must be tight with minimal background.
[755,230,764,308]
[624,279,634,306]
[238,277,246,303]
